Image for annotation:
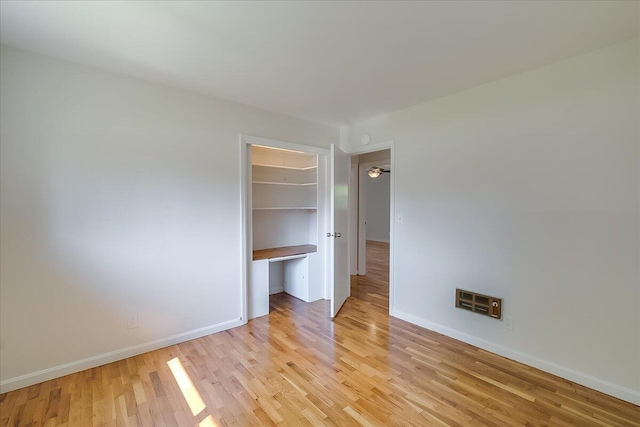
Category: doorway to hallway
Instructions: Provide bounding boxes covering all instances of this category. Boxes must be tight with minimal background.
[348,147,392,312]
[350,240,389,310]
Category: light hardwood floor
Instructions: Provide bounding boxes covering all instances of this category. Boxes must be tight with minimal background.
[350,241,390,311]
[1,240,639,426]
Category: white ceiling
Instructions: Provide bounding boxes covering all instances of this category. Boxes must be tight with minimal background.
[1,1,638,127]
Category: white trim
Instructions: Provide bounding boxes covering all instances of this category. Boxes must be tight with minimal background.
[239,137,250,325]
[366,238,390,243]
[322,153,331,301]
[252,163,318,171]
[269,286,285,295]
[269,254,308,262]
[357,162,368,275]
[389,141,395,313]
[252,181,317,187]
[391,309,640,406]
[241,134,329,155]
[346,139,395,155]
[349,163,359,275]
[252,207,317,211]
[0,318,244,394]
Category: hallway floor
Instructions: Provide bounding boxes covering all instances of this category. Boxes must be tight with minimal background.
[350,240,390,310]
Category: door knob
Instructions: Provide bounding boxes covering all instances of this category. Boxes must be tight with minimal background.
[327,232,333,237]
[335,232,341,238]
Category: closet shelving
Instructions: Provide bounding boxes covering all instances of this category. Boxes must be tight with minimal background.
[251,147,318,211]
[248,144,322,318]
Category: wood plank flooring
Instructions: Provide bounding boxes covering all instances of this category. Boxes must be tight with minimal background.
[350,241,389,310]
[1,240,639,426]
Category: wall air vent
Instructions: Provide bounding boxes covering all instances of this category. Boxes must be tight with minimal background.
[455,289,502,319]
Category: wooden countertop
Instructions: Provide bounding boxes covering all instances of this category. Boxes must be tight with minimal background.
[253,244,317,261]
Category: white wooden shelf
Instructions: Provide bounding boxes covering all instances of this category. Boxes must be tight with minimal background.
[252,163,317,171]
[252,181,317,186]
[253,207,317,211]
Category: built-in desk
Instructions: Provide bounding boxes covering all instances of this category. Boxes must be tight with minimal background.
[253,244,317,261]
[249,245,318,319]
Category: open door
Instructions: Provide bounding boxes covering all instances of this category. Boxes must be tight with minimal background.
[330,144,350,318]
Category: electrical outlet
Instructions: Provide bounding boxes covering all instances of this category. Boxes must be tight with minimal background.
[504,315,514,331]
[127,313,138,329]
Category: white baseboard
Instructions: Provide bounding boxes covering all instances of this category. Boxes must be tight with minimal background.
[366,238,390,243]
[0,317,244,394]
[391,309,640,406]
[269,285,284,295]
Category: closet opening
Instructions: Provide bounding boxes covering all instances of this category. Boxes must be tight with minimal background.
[240,136,329,321]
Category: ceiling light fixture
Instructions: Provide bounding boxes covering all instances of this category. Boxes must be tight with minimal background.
[367,166,389,178]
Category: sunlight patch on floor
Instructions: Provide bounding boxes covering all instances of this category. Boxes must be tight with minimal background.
[199,415,218,427]
[167,357,207,417]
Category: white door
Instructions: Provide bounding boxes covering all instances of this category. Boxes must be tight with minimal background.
[330,144,350,318]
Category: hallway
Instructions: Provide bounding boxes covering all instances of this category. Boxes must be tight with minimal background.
[350,240,390,310]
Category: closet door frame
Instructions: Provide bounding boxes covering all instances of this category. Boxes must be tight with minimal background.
[239,134,329,324]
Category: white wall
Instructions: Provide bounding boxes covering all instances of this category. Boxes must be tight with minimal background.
[358,150,391,165]
[0,46,338,391]
[343,38,640,404]
[253,210,312,250]
[365,173,390,242]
